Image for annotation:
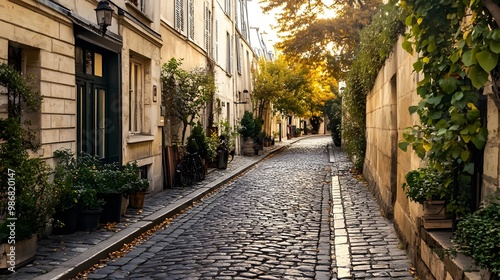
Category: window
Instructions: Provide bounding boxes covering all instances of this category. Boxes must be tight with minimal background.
[175,0,185,33]
[215,20,219,61]
[7,46,22,118]
[76,47,103,77]
[5,44,41,145]
[225,0,231,16]
[236,37,242,74]
[226,32,233,73]
[188,0,194,40]
[204,2,211,53]
[240,0,248,39]
[128,0,146,12]
[129,61,144,134]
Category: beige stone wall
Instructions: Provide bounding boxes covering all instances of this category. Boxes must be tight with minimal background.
[365,36,498,279]
[0,0,76,168]
[1,0,165,192]
[121,17,164,193]
[482,85,500,200]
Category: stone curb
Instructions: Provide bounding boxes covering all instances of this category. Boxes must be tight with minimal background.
[34,138,304,280]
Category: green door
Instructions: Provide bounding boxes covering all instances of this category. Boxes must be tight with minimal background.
[75,42,120,163]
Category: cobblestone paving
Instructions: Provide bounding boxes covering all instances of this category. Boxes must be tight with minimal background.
[85,137,333,279]
[2,143,285,280]
[330,146,415,280]
[4,136,416,280]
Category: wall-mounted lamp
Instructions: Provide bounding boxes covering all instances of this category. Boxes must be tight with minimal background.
[95,1,114,36]
[234,90,249,104]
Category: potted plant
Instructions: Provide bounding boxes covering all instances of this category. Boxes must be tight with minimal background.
[121,162,150,209]
[96,162,129,223]
[76,185,104,231]
[0,63,58,270]
[126,178,149,209]
[52,149,80,234]
[402,164,453,229]
[239,111,256,156]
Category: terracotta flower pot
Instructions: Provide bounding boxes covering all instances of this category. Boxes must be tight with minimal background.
[129,192,146,209]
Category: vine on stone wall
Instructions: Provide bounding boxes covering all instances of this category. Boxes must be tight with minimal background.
[342,2,405,171]
[399,0,494,215]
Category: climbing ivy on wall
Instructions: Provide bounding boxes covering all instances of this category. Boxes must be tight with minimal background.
[399,0,496,215]
[342,2,406,171]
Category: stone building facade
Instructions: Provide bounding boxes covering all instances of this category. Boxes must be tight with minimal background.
[0,0,164,192]
[0,0,258,192]
[364,36,499,279]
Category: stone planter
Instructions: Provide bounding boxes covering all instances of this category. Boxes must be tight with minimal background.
[242,138,255,156]
[0,234,37,271]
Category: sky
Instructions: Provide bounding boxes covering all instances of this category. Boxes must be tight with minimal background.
[247,0,279,47]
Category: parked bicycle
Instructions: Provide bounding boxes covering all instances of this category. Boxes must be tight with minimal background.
[176,152,205,187]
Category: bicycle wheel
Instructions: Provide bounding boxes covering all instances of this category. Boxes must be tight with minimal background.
[176,161,189,187]
[195,155,205,180]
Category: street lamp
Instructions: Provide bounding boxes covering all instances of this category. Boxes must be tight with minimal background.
[95,1,114,36]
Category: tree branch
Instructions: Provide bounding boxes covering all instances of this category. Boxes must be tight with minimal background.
[482,0,500,27]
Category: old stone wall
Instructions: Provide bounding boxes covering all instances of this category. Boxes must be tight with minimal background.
[363,36,496,279]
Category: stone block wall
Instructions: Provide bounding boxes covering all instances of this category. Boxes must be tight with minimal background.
[363,36,493,279]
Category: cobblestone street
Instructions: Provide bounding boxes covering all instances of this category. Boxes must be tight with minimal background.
[86,137,332,279]
[81,135,414,279]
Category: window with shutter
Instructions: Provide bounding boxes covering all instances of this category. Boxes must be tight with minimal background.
[204,2,211,53]
[175,0,185,32]
[188,0,194,39]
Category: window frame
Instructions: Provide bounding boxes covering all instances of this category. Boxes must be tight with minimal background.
[129,59,144,134]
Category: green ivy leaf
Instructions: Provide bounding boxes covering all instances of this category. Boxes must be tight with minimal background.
[467,109,480,120]
[490,40,500,54]
[440,77,458,94]
[461,150,470,161]
[451,112,465,125]
[476,50,498,72]
[427,42,437,53]
[469,65,490,89]
[450,51,460,63]
[429,111,442,119]
[402,40,413,54]
[463,162,474,175]
[462,50,477,66]
[492,29,500,40]
[413,60,423,72]
[398,142,409,152]
[472,127,487,149]
[408,106,418,114]
[449,124,460,130]
[427,95,443,105]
